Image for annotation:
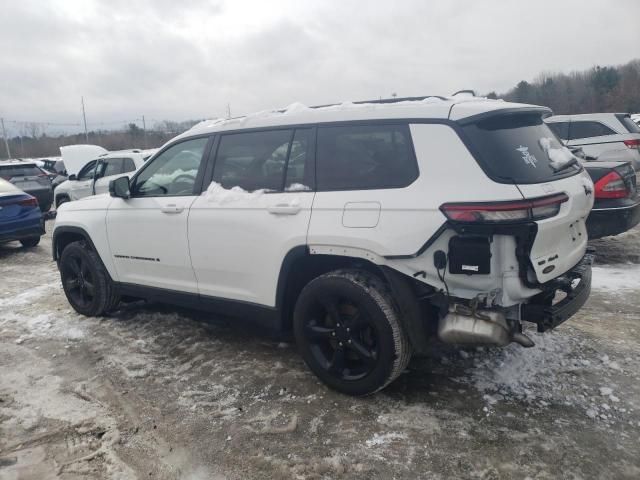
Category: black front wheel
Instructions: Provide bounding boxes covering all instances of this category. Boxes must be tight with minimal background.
[294,269,411,396]
[59,241,120,316]
[20,237,41,248]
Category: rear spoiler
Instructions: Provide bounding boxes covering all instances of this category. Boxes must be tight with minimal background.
[456,107,553,126]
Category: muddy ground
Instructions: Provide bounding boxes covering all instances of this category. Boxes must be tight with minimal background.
[1,221,639,479]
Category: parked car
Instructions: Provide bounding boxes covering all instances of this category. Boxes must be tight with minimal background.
[0,159,53,212]
[54,151,145,207]
[53,96,594,395]
[0,178,44,247]
[545,113,640,169]
[582,160,640,239]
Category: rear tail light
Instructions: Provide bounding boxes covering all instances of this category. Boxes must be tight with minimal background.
[440,193,569,223]
[594,171,628,199]
[18,197,39,207]
[623,139,640,150]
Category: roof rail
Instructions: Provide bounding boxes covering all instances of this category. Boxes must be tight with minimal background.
[451,89,477,97]
[309,95,448,110]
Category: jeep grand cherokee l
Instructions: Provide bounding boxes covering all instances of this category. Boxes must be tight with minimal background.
[52,96,594,395]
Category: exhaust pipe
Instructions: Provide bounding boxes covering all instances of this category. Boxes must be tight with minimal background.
[438,306,534,348]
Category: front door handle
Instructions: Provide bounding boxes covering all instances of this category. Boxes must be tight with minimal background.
[267,203,301,215]
[161,204,184,214]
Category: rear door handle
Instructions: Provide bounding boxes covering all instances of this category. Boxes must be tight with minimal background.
[161,204,184,214]
[267,203,301,215]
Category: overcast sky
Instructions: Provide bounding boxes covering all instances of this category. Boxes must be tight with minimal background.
[1,0,638,134]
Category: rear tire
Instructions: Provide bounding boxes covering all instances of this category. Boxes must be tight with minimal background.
[59,241,120,316]
[293,269,411,396]
[20,237,41,248]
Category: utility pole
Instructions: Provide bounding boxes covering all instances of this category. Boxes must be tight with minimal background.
[142,115,147,148]
[0,118,10,159]
[226,103,231,119]
[81,96,88,142]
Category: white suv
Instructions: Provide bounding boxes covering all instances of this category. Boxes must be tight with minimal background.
[545,113,640,169]
[54,150,146,207]
[52,97,595,395]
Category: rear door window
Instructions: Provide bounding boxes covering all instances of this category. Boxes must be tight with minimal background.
[316,124,417,191]
[122,158,136,173]
[462,113,581,184]
[102,158,124,177]
[568,121,616,140]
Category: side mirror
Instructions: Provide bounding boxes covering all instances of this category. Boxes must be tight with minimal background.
[68,174,77,181]
[109,176,130,199]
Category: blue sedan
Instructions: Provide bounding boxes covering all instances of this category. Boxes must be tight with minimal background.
[0,178,45,248]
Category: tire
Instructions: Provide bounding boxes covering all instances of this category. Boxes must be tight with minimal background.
[20,236,41,248]
[59,241,120,316]
[56,196,69,208]
[293,269,411,396]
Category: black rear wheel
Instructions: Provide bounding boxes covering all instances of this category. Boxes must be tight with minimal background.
[59,241,120,316]
[294,269,411,396]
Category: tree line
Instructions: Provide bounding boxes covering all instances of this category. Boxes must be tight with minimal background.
[1,120,201,160]
[487,58,640,115]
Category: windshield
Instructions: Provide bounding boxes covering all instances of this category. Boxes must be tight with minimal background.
[462,113,582,184]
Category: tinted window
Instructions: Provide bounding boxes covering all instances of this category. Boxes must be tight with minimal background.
[213,130,292,191]
[122,158,136,172]
[134,137,208,197]
[569,121,616,140]
[616,114,640,134]
[316,124,417,190]
[0,164,43,179]
[462,113,581,184]
[102,158,124,177]
[547,121,570,140]
[77,160,98,180]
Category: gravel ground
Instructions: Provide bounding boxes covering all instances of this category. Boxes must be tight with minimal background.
[1,221,639,479]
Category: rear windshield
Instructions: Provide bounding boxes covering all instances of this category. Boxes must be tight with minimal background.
[0,164,42,179]
[616,114,640,134]
[462,113,581,184]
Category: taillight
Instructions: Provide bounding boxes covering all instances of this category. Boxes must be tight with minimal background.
[440,193,569,223]
[594,171,628,199]
[18,197,39,207]
[623,139,640,150]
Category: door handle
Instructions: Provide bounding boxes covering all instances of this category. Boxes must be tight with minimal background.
[161,204,184,214]
[267,203,301,215]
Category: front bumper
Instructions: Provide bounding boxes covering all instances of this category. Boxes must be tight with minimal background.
[521,253,593,332]
[586,201,640,239]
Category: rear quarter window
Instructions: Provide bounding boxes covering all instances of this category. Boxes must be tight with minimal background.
[462,113,581,184]
[616,114,640,134]
[316,124,418,191]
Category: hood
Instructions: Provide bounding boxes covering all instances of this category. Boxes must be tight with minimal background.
[60,144,108,175]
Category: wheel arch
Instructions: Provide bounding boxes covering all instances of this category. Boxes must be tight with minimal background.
[275,247,433,353]
[52,226,99,262]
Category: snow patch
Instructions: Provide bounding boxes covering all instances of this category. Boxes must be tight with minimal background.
[365,432,407,447]
[539,137,576,170]
[285,183,311,192]
[204,181,267,204]
[591,265,640,293]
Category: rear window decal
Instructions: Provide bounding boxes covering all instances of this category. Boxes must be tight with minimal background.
[516,145,538,168]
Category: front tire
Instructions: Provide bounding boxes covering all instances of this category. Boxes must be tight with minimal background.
[59,241,120,316]
[293,269,411,396]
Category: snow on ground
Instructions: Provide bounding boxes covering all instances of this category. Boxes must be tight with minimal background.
[591,264,640,292]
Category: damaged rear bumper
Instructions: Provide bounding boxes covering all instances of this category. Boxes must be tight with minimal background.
[521,253,593,332]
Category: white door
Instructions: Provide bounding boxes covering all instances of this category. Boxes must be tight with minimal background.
[189,128,315,306]
[106,137,210,292]
[69,159,98,200]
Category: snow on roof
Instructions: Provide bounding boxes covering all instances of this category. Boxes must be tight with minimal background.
[180,96,542,139]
